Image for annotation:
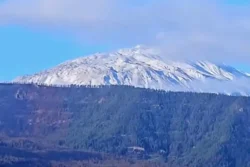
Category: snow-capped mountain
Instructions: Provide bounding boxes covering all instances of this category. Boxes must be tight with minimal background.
[14,45,250,95]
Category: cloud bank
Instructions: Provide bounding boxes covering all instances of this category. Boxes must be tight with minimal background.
[0,0,250,63]
[182,78,250,96]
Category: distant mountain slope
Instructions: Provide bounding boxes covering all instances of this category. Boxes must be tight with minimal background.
[0,83,250,167]
[14,45,250,95]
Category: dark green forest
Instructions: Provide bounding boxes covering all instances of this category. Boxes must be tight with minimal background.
[0,83,250,167]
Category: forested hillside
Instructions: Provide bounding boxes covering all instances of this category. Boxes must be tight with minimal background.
[0,83,250,167]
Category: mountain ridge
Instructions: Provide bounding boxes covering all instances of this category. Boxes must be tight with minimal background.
[14,45,250,95]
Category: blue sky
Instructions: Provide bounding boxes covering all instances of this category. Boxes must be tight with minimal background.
[227,0,250,5]
[0,0,250,81]
[0,26,116,80]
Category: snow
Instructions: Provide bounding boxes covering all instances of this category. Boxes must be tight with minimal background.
[14,45,250,95]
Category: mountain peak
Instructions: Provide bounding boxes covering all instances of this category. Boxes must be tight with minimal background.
[14,45,250,95]
[134,44,146,49]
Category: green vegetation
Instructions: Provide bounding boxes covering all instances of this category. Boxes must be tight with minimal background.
[0,83,249,167]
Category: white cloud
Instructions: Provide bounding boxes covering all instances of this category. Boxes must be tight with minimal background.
[0,0,250,64]
[185,78,250,96]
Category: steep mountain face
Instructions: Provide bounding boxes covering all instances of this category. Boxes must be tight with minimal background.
[14,45,250,95]
[0,84,250,167]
